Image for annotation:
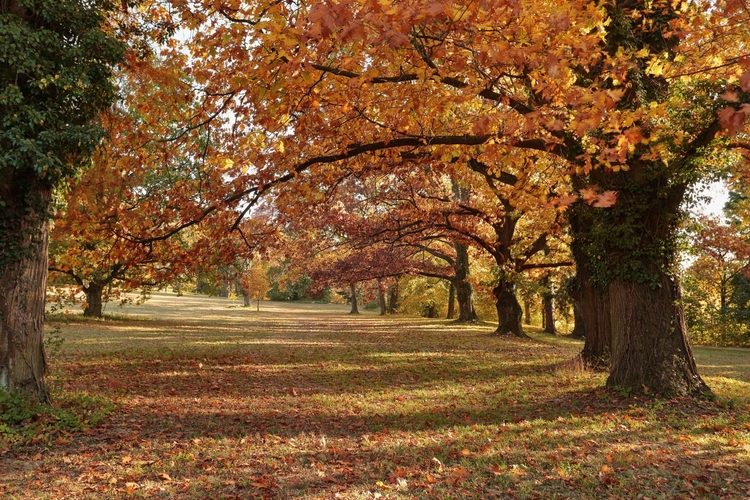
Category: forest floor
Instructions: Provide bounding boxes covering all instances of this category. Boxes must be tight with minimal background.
[2,292,749,499]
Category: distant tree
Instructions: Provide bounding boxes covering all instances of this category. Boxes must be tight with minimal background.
[241,262,270,311]
[683,215,750,346]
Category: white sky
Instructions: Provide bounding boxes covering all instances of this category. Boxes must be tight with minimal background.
[694,180,728,218]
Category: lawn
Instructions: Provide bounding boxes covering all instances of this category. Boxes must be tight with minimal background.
[2,292,749,499]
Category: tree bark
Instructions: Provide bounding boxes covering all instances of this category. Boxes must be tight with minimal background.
[543,290,556,335]
[453,242,479,322]
[83,281,105,318]
[446,282,455,319]
[569,301,586,339]
[578,282,611,369]
[568,204,612,369]
[377,279,387,316]
[607,271,709,396]
[349,283,359,314]
[0,177,51,402]
[523,296,531,325]
[492,281,526,338]
[387,279,399,314]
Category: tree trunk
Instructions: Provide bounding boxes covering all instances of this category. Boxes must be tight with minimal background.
[0,178,51,402]
[425,304,437,318]
[243,293,251,307]
[83,282,105,318]
[568,203,612,369]
[492,281,526,338]
[543,291,556,334]
[377,279,387,316]
[523,296,531,325]
[454,279,478,322]
[569,301,586,339]
[453,242,479,322]
[607,271,709,396]
[387,280,399,314]
[349,283,359,314]
[446,282,455,319]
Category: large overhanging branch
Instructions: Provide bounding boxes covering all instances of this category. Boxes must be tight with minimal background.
[307,63,534,115]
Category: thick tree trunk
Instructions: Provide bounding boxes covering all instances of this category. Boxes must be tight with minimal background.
[578,282,611,369]
[349,283,359,314]
[446,283,455,319]
[387,280,399,314]
[83,282,104,317]
[243,293,251,307]
[377,279,387,316]
[453,242,479,322]
[569,301,586,339]
[607,271,709,396]
[0,178,51,402]
[492,281,526,338]
[454,279,478,322]
[569,205,612,369]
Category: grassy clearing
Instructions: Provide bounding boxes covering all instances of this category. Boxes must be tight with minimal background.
[2,292,749,499]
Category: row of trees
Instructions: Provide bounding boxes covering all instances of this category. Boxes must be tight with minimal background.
[4,0,750,402]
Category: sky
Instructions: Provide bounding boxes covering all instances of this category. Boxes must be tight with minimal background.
[695,180,728,218]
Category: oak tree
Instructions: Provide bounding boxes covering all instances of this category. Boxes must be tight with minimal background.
[0,0,124,401]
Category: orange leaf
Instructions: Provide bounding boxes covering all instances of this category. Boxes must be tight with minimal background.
[580,187,599,204]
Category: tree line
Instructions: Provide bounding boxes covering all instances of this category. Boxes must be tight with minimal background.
[3,0,750,403]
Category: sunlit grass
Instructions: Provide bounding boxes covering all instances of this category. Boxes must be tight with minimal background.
[2,292,748,499]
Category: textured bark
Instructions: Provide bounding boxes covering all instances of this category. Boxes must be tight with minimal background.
[569,301,586,339]
[349,283,359,314]
[492,281,526,338]
[83,282,104,317]
[446,283,455,319]
[0,176,51,402]
[453,242,478,322]
[607,272,709,396]
[578,281,611,370]
[568,206,611,369]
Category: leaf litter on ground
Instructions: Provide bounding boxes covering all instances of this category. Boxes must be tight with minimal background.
[1,292,749,499]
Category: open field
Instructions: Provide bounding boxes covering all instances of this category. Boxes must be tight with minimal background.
[2,292,750,499]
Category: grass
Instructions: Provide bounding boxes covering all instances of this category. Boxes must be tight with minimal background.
[1,292,749,499]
